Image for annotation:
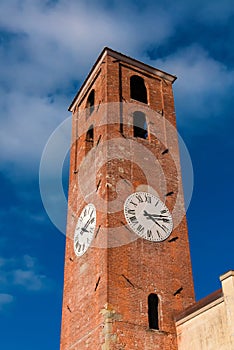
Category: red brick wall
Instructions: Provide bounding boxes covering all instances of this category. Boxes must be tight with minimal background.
[60,50,195,350]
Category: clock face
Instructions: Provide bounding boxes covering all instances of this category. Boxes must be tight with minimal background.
[74,203,96,256]
[124,192,173,242]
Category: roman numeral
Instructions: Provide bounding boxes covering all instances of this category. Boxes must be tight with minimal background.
[129,216,138,224]
[147,230,153,238]
[127,209,135,215]
[157,230,163,239]
[136,194,143,203]
[137,224,144,233]
[75,242,86,253]
[130,200,137,207]
[144,194,151,203]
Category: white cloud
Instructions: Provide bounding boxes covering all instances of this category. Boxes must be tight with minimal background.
[0,258,7,267]
[13,254,52,291]
[13,269,47,291]
[152,45,234,123]
[0,254,52,294]
[0,293,14,310]
[0,0,233,170]
[0,90,69,169]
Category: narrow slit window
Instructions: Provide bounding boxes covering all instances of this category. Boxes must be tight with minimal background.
[133,111,148,139]
[85,125,94,154]
[86,89,95,117]
[148,293,159,330]
[130,75,148,104]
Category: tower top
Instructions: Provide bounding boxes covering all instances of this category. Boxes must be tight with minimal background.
[68,47,177,112]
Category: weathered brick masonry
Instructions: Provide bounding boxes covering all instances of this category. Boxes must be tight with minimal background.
[60,48,195,350]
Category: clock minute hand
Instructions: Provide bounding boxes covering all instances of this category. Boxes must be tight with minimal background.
[143,210,165,231]
[143,210,160,220]
[150,214,168,218]
[83,218,91,230]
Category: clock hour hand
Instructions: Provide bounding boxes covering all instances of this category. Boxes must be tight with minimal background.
[143,210,166,231]
[143,210,158,220]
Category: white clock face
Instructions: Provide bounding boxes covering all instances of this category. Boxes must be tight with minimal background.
[124,192,173,242]
[74,203,96,256]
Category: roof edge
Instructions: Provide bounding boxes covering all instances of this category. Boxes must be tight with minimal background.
[175,288,223,323]
[68,47,177,112]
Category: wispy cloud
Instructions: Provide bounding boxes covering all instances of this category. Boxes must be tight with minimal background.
[153,44,234,126]
[0,293,14,310]
[0,0,233,171]
[12,255,50,291]
[0,254,53,302]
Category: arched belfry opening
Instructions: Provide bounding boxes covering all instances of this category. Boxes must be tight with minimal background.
[130,75,148,104]
[133,111,148,139]
[148,293,159,330]
[62,48,196,350]
[86,89,95,117]
[85,125,94,154]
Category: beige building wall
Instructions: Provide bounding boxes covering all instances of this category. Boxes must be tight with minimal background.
[176,271,234,350]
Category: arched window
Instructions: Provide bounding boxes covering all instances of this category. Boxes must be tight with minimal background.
[133,111,148,139]
[130,75,148,104]
[148,294,159,330]
[85,125,94,154]
[86,89,95,117]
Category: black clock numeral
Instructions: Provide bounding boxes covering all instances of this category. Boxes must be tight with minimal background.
[75,241,86,253]
[136,194,143,203]
[144,194,151,203]
[147,229,153,238]
[163,218,170,223]
[127,209,135,215]
[76,242,82,252]
[155,200,159,207]
[129,216,138,225]
[90,217,95,224]
[157,230,163,240]
[137,224,144,233]
[161,209,167,214]
[130,200,137,207]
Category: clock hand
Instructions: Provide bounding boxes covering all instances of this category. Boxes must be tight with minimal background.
[143,211,166,231]
[84,218,91,230]
[153,217,170,222]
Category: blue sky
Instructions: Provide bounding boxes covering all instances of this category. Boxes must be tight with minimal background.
[0,0,234,349]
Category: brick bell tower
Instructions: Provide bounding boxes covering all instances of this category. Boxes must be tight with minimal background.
[60,48,195,350]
